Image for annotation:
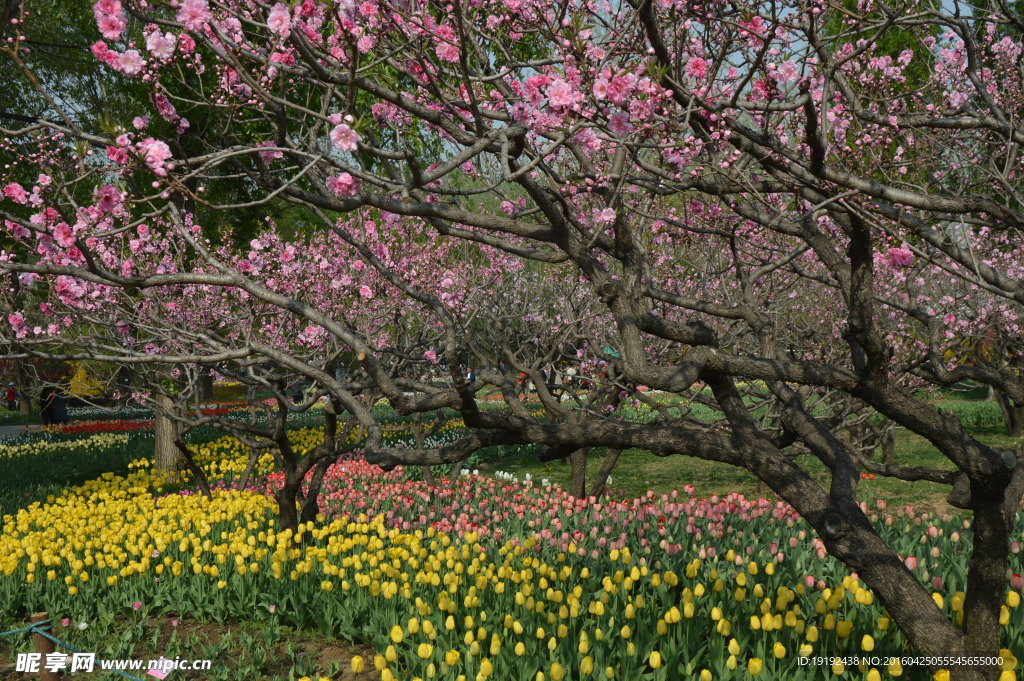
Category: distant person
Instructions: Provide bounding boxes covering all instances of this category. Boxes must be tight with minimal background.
[5,383,17,411]
[466,366,476,386]
[40,386,56,426]
[51,388,69,425]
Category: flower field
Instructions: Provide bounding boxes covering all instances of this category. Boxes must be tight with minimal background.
[0,422,1021,680]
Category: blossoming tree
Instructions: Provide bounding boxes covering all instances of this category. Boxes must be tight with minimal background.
[2,0,1024,675]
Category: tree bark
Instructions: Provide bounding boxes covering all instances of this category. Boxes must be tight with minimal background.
[198,367,215,402]
[274,479,299,533]
[568,448,587,498]
[995,391,1023,438]
[588,448,622,499]
[153,394,182,472]
[17,363,31,417]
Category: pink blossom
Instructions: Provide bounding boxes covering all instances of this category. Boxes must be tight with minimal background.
[153,94,179,123]
[146,31,177,59]
[608,112,633,136]
[267,3,292,37]
[1013,574,1024,591]
[594,208,616,224]
[326,173,360,198]
[357,35,375,53]
[90,41,119,66]
[176,0,211,31]
[132,116,149,130]
[546,79,575,108]
[888,246,914,267]
[132,601,142,611]
[53,223,76,248]
[3,183,28,204]
[434,26,460,63]
[424,350,438,363]
[330,123,360,151]
[773,60,799,83]
[93,0,126,40]
[904,555,917,571]
[358,285,374,299]
[138,138,172,176]
[107,146,129,164]
[96,14,127,41]
[7,313,26,332]
[94,185,122,213]
[606,74,636,106]
[684,57,709,80]
[116,49,145,76]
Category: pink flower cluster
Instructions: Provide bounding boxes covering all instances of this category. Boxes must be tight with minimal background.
[93,0,126,41]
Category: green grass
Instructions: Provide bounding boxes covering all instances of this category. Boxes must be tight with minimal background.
[0,410,41,426]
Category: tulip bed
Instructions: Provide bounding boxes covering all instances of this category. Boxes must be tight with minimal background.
[0,419,1022,680]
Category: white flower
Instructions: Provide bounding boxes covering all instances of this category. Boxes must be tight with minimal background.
[77,622,88,630]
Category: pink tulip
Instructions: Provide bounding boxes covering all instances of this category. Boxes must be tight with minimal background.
[905,556,918,571]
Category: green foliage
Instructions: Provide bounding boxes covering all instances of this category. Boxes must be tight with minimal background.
[935,399,1006,428]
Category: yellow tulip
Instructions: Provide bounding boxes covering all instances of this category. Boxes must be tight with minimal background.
[390,625,404,644]
[649,651,662,669]
[773,642,785,659]
[748,658,763,676]
[351,656,365,674]
[550,663,565,681]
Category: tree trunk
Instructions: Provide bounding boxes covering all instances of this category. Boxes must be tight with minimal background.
[153,394,182,472]
[17,364,31,417]
[274,478,299,533]
[198,368,215,402]
[995,391,1024,438]
[588,448,622,499]
[568,448,587,498]
[881,431,895,466]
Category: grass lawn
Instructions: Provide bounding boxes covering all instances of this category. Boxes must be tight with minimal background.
[483,425,1023,515]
